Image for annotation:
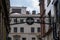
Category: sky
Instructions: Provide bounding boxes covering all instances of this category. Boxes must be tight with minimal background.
[10,0,40,13]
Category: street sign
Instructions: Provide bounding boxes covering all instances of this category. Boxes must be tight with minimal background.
[26,17,34,25]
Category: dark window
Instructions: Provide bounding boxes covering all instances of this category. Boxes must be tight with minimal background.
[22,38,26,40]
[20,19,24,23]
[31,27,34,33]
[32,37,35,40]
[14,18,17,23]
[7,37,11,40]
[20,27,24,32]
[38,38,41,40]
[47,0,51,6]
[13,35,20,40]
[14,27,17,32]
[37,27,40,32]
[37,19,40,22]
[12,9,21,13]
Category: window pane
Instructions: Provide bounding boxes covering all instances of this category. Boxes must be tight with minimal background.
[14,18,17,23]
[37,19,40,22]
[38,38,41,40]
[20,27,24,32]
[37,27,40,32]
[20,19,24,23]
[14,27,17,32]
[31,27,34,32]
[32,37,35,40]
[22,38,26,40]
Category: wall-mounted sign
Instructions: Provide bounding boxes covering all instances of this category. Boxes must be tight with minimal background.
[26,17,34,25]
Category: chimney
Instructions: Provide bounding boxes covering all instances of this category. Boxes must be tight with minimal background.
[32,10,36,14]
[26,11,30,14]
[37,13,40,15]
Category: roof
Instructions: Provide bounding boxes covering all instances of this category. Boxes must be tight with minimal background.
[10,13,21,17]
[9,13,40,17]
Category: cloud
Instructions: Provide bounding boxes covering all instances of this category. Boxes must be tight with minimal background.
[31,0,40,13]
[10,0,40,13]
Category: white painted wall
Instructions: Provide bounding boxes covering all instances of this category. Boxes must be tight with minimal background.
[9,12,40,40]
[10,23,40,33]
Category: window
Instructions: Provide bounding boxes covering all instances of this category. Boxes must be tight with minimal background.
[13,35,20,40]
[47,0,51,6]
[14,18,17,23]
[20,27,24,32]
[32,37,35,40]
[37,19,40,22]
[14,27,17,32]
[8,37,11,40]
[20,19,24,23]
[38,38,41,40]
[31,27,34,33]
[22,38,26,40]
[37,27,40,32]
[12,9,21,13]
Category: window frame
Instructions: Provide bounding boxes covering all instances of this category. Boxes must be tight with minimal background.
[32,37,35,40]
[14,18,17,23]
[31,27,35,33]
[20,27,24,33]
[14,27,17,32]
[37,19,40,22]
[37,27,40,32]
[20,19,24,23]
[22,38,26,40]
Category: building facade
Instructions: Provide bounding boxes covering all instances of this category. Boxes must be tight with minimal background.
[0,0,10,40]
[9,7,41,40]
[39,0,60,40]
[53,0,60,40]
[44,0,55,40]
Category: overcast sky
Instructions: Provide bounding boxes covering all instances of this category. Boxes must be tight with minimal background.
[10,0,40,13]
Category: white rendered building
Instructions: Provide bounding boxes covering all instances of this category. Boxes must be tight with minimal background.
[9,7,41,40]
